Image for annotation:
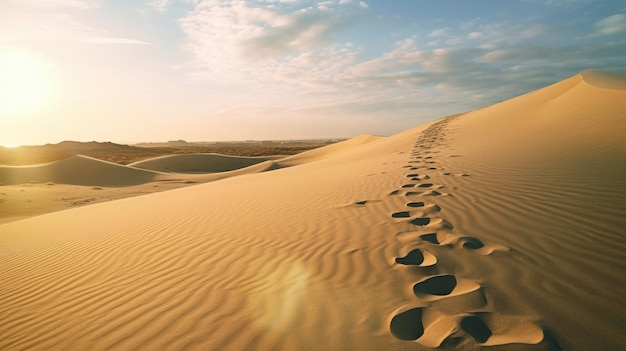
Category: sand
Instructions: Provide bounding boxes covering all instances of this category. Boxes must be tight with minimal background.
[0,154,286,224]
[1,70,625,350]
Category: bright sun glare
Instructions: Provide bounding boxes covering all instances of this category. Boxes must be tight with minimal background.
[0,51,53,117]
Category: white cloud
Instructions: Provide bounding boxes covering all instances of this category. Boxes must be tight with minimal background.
[429,28,450,38]
[179,1,365,68]
[594,14,626,36]
[176,1,626,127]
[467,31,482,40]
[149,0,170,13]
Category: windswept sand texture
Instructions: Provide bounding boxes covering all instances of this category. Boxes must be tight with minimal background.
[1,71,625,350]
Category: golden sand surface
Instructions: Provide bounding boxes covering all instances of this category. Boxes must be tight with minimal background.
[1,70,624,350]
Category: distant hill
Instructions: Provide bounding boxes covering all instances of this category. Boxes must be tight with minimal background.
[0,141,172,165]
[0,140,341,165]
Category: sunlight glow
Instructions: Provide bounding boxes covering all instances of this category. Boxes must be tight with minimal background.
[248,255,309,331]
[0,51,54,117]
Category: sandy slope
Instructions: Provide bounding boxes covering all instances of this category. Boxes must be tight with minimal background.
[1,70,625,350]
[0,157,280,224]
[0,136,385,223]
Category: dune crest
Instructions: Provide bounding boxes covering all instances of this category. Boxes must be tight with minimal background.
[580,69,626,90]
[277,134,383,166]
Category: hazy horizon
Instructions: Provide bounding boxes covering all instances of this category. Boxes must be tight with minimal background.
[2,0,626,147]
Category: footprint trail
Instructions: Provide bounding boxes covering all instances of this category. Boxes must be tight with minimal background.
[383,115,552,348]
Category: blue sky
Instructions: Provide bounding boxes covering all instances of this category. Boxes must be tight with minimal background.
[1,0,625,145]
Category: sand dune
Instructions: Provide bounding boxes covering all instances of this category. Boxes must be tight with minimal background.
[277,134,383,166]
[1,70,625,350]
[0,155,163,186]
[0,156,281,223]
[129,153,273,173]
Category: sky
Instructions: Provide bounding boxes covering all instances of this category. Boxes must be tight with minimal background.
[1,0,625,146]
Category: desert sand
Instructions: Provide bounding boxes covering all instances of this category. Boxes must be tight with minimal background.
[1,70,625,350]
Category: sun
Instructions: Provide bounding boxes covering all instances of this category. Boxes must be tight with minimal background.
[0,51,53,117]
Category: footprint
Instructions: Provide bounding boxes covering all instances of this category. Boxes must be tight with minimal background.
[461,237,484,249]
[417,183,434,188]
[402,184,416,188]
[410,217,431,226]
[406,201,425,208]
[460,315,492,343]
[390,308,424,341]
[419,233,439,244]
[457,237,510,255]
[422,190,450,196]
[395,249,437,267]
[409,217,451,229]
[395,231,438,245]
[413,275,457,296]
[391,211,411,218]
[413,275,481,300]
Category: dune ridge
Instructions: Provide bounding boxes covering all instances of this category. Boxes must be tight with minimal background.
[1,70,625,350]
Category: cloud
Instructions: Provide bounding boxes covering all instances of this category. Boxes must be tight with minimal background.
[178,1,626,129]
[148,0,170,13]
[179,0,367,75]
[594,14,626,36]
[429,28,450,38]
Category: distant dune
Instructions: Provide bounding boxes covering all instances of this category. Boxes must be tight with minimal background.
[129,153,272,173]
[277,134,384,166]
[0,155,162,186]
[1,70,624,351]
[0,141,173,165]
